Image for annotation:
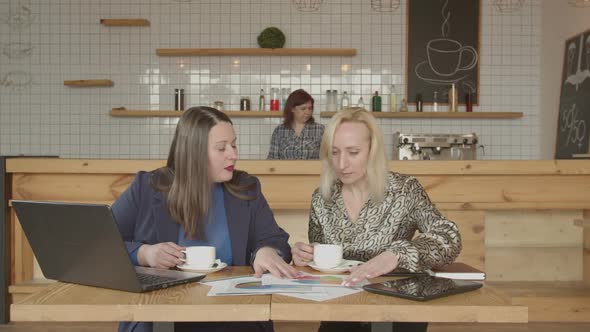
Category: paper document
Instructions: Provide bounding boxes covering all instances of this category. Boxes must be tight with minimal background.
[262,271,369,288]
[204,276,320,296]
[204,273,367,301]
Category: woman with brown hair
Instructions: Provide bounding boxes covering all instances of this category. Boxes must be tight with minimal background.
[267,89,324,159]
[112,106,297,332]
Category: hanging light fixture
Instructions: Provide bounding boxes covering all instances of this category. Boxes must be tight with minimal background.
[568,0,590,7]
[371,0,401,12]
[494,0,525,13]
[291,0,323,12]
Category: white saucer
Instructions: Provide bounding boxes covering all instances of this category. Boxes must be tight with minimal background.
[308,259,363,273]
[177,260,227,273]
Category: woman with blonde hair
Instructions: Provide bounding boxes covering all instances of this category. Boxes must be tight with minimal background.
[292,108,461,332]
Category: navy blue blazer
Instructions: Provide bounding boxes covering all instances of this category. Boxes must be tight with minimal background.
[112,170,292,332]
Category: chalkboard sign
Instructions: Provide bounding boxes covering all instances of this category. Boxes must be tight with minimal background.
[555,29,590,159]
[407,0,480,104]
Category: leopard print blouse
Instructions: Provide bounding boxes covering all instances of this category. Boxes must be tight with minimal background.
[308,172,462,272]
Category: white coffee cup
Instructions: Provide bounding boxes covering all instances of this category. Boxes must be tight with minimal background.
[313,244,343,269]
[182,246,216,267]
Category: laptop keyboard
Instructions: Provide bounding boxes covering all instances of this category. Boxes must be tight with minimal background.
[136,273,178,285]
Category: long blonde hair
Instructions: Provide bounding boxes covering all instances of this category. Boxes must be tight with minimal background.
[319,107,388,203]
[151,107,254,240]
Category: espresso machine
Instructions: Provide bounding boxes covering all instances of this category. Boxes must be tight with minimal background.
[395,133,481,160]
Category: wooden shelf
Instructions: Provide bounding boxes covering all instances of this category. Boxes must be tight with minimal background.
[110,109,284,118]
[573,154,590,158]
[320,111,523,119]
[64,80,114,87]
[100,18,150,26]
[156,48,357,56]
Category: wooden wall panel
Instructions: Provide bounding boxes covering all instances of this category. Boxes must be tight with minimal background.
[440,210,485,270]
[418,175,590,205]
[274,210,309,246]
[486,247,583,281]
[584,210,590,282]
[11,212,33,284]
[7,159,590,287]
[11,173,590,210]
[256,175,317,208]
[12,174,133,203]
[486,210,583,248]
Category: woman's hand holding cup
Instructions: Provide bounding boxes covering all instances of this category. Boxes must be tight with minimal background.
[137,242,186,269]
[292,242,315,266]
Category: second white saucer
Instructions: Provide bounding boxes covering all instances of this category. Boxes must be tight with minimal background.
[177,261,227,273]
[308,259,363,273]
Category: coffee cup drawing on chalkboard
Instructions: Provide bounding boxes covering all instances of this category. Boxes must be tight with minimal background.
[427,39,477,77]
[414,0,479,85]
[567,42,577,77]
[565,34,590,90]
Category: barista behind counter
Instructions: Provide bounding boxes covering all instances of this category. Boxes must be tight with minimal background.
[267,89,324,160]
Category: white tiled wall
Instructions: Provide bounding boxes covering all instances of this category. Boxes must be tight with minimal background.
[0,0,542,160]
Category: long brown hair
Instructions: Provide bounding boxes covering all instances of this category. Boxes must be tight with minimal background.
[283,89,315,128]
[151,106,255,240]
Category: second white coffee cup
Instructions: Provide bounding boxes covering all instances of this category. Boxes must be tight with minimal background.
[182,246,216,267]
[313,244,343,268]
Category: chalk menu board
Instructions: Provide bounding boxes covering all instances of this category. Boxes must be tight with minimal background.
[555,29,590,159]
[407,0,480,104]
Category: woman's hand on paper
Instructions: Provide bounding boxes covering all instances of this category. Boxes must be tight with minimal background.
[137,242,186,269]
[253,247,298,279]
[342,251,399,287]
[292,242,315,266]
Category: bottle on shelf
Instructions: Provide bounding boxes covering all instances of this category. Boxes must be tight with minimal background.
[399,98,408,112]
[448,83,459,112]
[357,96,365,108]
[270,88,280,111]
[416,93,423,112]
[432,91,439,112]
[174,89,185,111]
[371,91,382,112]
[240,96,251,111]
[465,92,473,112]
[388,84,397,112]
[281,88,290,111]
[258,88,266,111]
[340,91,350,110]
[326,90,338,112]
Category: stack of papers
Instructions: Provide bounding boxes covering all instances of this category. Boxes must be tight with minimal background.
[203,272,368,301]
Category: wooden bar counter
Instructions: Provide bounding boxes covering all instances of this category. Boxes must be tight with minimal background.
[3,159,590,323]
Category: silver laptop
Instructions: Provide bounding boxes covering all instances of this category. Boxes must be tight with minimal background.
[12,200,206,293]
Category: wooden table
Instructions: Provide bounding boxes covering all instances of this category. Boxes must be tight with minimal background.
[11,267,528,328]
[10,267,269,323]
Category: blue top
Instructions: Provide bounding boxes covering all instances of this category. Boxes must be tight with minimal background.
[129,183,233,265]
[177,183,233,265]
[112,170,291,332]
